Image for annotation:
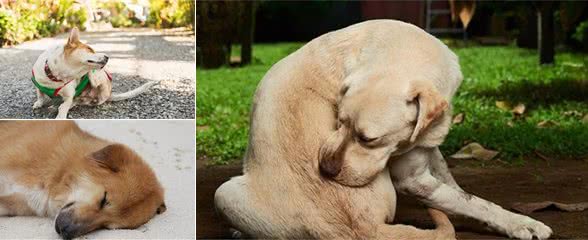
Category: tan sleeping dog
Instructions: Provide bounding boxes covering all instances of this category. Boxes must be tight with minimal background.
[0,121,166,239]
[215,20,456,239]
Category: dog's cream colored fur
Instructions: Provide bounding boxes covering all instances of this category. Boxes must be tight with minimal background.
[215,20,553,239]
[215,20,457,239]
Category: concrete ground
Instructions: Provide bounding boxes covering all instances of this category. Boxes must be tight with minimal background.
[0,27,195,119]
[0,120,196,239]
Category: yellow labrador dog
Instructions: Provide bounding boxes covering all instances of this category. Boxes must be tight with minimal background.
[215,20,458,239]
[215,20,552,239]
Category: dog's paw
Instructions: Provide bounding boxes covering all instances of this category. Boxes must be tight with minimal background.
[506,216,552,240]
[32,101,44,109]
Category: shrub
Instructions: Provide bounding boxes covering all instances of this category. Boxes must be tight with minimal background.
[0,0,87,46]
[572,20,588,50]
[147,0,193,28]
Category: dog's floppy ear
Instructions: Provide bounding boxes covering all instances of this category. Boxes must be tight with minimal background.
[67,27,80,46]
[318,126,349,177]
[88,144,129,172]
[408,82,448,142]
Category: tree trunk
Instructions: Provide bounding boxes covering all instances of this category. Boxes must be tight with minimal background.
[538,2,555,65]
[240,1,255,65]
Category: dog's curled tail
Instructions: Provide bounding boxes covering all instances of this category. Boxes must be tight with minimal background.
[428,208,455,239]
[109,80,159,102]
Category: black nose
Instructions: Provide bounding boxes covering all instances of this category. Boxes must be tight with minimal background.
[55,210,80,240]
[102,55,109,64]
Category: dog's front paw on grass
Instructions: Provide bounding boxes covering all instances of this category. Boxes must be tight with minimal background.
[507,216,552,240]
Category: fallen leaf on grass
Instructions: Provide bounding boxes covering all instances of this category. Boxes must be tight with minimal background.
[507,120,515,127]
[452,113,464,124]
[583,114,588,123]
[495,101,511,111]
[563,110,582,117]
[512,201,588,215]
[512,103,526,115]
[534,150,553,161]
[537,120,559,128]
[450,142,499,161]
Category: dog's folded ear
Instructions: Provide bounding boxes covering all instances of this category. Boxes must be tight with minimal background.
[88,144,130,172]
[67,27,80,46]
[408,82,448,143]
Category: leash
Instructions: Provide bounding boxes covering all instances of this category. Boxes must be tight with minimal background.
[31,60,112,98]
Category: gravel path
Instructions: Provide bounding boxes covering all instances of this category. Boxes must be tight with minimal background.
[0,28,195,119]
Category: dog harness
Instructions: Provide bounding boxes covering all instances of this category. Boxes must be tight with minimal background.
[31,60,111,98]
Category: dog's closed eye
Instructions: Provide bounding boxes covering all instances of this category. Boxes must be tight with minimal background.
[99,191,109,209]
[357,133,377,144]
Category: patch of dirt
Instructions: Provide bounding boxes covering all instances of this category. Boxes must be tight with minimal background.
[197,159,588,239]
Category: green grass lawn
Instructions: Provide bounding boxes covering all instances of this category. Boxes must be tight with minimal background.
[197,42,588,165]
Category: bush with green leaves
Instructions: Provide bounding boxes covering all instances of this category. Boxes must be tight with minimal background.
[572,20,588,50]
[0,0,86,46]
[147,0,193,28]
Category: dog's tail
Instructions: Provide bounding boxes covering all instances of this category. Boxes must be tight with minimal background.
[428,208,455,239]
[109,81,159,102]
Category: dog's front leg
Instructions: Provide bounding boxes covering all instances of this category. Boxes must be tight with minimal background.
[389,147,552,240]
[56,90,75,119]
[33,89,51,109]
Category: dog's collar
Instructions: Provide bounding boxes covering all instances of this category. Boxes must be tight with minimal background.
[44,59,62,82]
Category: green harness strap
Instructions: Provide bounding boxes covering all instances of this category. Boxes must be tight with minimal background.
[31,72,90,98]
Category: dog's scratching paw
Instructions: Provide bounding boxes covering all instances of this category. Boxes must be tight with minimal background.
[229,228,242,239]
[507,216,552,240]
[32,101,44,109]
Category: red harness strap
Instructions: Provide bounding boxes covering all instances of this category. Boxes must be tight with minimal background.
[44,60,62,82]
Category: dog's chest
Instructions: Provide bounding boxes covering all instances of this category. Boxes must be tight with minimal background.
[0,173,52,216]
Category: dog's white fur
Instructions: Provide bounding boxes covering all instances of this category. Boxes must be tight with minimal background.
[32,28,157,119]
[215,20,552,239]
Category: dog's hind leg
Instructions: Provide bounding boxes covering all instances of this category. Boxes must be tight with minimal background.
[215,176,272,238]
[377,209,455,240]
[33,89,51,109]
[428,147,462,191]
[390,147,552,240]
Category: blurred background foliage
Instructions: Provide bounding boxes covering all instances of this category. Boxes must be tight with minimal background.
[0,0,194,47]
[0,0,86,46]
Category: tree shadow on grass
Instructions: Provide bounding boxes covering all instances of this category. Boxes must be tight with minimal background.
[476,79,588,109]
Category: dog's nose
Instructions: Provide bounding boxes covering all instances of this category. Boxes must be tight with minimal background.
[55,210,82,240]
[102,55,109,64]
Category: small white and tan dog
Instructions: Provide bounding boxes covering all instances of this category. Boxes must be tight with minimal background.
[31,27,157,119]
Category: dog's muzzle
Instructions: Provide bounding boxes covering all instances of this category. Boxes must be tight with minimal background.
[55,203,91,240]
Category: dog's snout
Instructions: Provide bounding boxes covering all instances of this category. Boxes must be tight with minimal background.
[55,210,77,239]
[55,207,88,240]
[103,55,109,62]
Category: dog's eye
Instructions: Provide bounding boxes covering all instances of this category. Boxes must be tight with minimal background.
[99,191,109,209]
